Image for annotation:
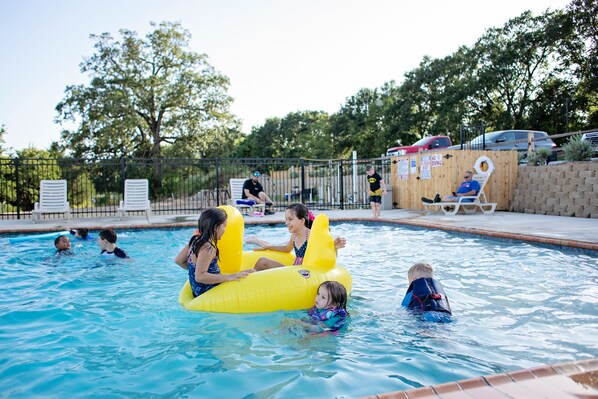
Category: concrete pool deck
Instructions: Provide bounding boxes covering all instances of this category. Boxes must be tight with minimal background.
[2,208,597,252]
[1,208,597,398]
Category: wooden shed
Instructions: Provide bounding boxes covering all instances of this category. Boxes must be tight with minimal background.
[390,150,518,211]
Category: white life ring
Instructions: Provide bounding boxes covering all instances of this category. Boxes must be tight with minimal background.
[473,155,495,176]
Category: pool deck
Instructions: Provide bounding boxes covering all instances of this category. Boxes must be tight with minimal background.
[2,209,597,398]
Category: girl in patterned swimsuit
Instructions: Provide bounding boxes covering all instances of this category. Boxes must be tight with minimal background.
[276,281,350,334]
[304,281,349,332]
[250,203,347,271]
[174,208,254,297]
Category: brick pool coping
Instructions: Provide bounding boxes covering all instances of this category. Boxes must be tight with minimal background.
[362,357,598,399]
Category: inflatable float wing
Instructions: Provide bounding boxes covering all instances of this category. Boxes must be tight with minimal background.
[179,206,352,313]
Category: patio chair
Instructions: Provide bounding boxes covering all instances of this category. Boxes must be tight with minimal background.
[229,178,266,215]
[117,179,152,221]
[422,174,497,216]
[32,180,71,222]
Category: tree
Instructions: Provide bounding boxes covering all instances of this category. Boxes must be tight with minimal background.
[327,88,388,158]
[236,111,332,159]
[470,10,567,129]
[55,21,241,159]
[0,124,6,155]
[560,0,598,127]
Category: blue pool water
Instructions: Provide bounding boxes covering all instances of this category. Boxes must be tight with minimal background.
[1,223,597,398]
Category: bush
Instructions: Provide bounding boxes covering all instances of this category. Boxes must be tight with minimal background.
[562,135,594,162]
[527,147,553,166]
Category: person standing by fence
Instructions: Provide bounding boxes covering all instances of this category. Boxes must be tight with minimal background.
[366,164,387,219]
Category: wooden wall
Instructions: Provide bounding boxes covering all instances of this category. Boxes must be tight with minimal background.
[389,150,518,211]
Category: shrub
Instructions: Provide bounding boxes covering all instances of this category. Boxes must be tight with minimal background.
[562,135,594,162]
[527,147,553,166]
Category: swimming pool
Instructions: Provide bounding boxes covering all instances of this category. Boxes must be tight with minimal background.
[1,223,596,398]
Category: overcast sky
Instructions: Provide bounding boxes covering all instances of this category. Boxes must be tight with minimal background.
[0,0,571,151]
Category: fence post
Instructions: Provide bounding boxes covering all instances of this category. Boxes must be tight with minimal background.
[339,161,344,210]
[300,159,305,203]
[120,158,126,184]
[14,158,21,219]
[216,158,220,206]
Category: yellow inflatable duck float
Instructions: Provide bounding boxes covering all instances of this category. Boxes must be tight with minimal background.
[179,205,352,313]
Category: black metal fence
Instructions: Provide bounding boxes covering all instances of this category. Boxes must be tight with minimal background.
[0,157,391,220]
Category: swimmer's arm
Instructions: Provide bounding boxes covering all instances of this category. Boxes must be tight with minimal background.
[245,236,272,247]
[381,179,387,194]
[195,245,254,283]
[175,244,189,270]
[254,236,293,253]
[334,237,346,254]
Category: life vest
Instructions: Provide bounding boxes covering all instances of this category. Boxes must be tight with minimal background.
[402,277,452,315]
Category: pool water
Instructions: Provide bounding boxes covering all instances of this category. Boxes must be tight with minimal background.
[1,223,597,398]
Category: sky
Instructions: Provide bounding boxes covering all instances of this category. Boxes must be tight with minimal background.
[0,0,571,152]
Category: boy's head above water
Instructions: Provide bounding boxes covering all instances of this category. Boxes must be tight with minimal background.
[407,263,433,283]
[54,235,71,251]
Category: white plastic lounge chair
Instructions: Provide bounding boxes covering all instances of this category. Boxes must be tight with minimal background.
[422,174,497,216]
[117,179,152,221]
[32,180,71,222]
[229,178,266,215]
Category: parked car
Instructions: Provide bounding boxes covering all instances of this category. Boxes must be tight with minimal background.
[581,130,598,154]
[386,135,452,157]
[448,130,557,156]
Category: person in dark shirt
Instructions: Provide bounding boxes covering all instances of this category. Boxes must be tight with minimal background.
[242,171,276,214]
[97,229,129,258]
[365,164,387,219]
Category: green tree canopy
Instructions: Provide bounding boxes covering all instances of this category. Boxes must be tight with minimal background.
[236,111,331,159]
[55,21,241,159]
[0,124,6,155]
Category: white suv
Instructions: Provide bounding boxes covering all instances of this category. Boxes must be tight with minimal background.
[581,131,598,153]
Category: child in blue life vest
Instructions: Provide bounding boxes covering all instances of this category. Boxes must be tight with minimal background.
[401,263,452,323]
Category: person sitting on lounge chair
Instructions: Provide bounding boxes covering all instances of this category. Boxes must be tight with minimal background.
[422,170,480,204]
[243,171,276,214]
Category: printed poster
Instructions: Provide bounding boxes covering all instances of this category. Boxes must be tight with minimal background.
[420,155,431,179]
[410,157,417,174]
[430,153,443,167]
[398,158,409,180]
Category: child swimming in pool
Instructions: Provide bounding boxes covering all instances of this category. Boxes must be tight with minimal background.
[305,281,349,332]
[69,228,92,240]
[248,203,346,271]
[401,263,452,322]
[175,208,254,297]
[98,229,129,259]
[54,235,73,255]
[277,281,349,334]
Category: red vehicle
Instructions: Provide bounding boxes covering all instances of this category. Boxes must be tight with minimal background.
[386,135,452,157]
